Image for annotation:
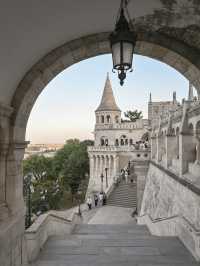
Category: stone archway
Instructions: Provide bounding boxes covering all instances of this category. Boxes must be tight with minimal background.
[10,31,200,144]
[2,29,200,266]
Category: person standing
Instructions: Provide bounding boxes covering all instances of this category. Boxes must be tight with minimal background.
[86,196,92,210]
[94,194,98,207]
[103,192,107,205]
[99,192,103,206]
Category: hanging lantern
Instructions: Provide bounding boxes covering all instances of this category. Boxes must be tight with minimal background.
[109,0,137,86]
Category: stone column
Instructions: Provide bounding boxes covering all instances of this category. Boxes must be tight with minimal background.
[165,134,176,168]
[108,155,112,180]
[195,135,200,164]
[0,143,9,220]
[6,142,28,215]
[3,141,29,266]
[151,136,156,160]
[113,155,119,180]
[89,155,94,179]
[156,134,162,162]
[179,133,195,175]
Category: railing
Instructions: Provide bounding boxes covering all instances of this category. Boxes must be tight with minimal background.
[88,145,150,153]
[138,213,200,260]
[25,208,83,262]
[95,119,149,130]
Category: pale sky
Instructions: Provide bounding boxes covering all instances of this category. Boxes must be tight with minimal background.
[25,54,192,144]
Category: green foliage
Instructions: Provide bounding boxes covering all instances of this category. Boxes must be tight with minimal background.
[23,139,93,223]
[123,110,143,122]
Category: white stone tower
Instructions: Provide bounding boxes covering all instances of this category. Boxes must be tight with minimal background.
[95,73,121,131]
[87,74,149,195]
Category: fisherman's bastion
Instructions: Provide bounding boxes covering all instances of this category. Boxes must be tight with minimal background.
[2,1,200,265]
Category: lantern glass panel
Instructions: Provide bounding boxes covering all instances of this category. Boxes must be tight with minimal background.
[122,42,134,69]
[112,42,121,69]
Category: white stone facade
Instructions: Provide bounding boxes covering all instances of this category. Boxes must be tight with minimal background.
[87,75,150,195]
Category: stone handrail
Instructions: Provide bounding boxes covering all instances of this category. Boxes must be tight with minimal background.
[138,213,200,260]
[88,146,150,152]
[25,208,81,262]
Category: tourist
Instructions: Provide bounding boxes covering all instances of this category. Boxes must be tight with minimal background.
[94,194,98,207]
[125,170,128,183]
[103,192,107,205]
[86,196,92,210]
[99,192,103,206]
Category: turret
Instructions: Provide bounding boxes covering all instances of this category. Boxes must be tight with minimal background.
[95,73,121,125]
[188,82,194,101]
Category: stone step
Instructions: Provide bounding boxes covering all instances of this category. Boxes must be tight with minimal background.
[33,207,199,266]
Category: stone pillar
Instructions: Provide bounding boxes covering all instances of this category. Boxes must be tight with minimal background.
[2,141,28,266]
[108,155,112,180]
[6,142,28,214]
[195,135,200,164]
[156,134,162,162]
[113,155,119,179]
[0,143,9,221]
[165,134,176,168]
[96,156,100,180]
[179,133,195,175]
[89,155,94,179]
[151,136,156,160]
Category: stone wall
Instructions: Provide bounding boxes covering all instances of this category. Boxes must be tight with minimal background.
[141,162,200,226]
[140,162,200,259]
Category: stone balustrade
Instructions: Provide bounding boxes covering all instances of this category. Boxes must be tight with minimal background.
[25,208,82,263]
[95,119,149,130]
[88,145,150,153]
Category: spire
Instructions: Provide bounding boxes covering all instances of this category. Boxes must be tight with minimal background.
[173,91,177,104]
[96,73,121,112]
[188,82,194,101]
[149,92,152,103]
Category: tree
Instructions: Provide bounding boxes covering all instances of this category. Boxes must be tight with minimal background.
[123,110,143,122]
[23,155,63,216]
[23,139,92,219]
[58,140,90,202]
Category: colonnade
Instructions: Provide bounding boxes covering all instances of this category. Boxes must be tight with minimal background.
[89,154,119,189]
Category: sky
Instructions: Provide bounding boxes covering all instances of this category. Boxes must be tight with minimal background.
[25,54,191,144]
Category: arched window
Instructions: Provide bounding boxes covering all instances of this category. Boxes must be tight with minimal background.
[115,116,119,123]
[129,139,133,146]
[101,138,104,146]
[105,139,109,146]
[106,115,111,123]
[101,115,104,123]
[120,135,127,146]
[115,139,119,146]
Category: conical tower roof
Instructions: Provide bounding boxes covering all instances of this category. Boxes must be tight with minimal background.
[96,73,121,112]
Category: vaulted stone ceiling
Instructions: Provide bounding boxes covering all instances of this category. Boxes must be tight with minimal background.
[1,0,200,105]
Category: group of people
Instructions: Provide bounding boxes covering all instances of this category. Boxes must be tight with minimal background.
[134,140,149,150]
[86,192,107,210]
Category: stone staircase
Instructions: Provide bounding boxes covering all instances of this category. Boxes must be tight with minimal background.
[33,223,198,266]
[107,181,137,208]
